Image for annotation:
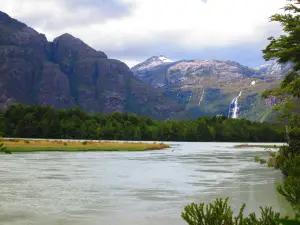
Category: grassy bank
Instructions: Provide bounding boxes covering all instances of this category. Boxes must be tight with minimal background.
[234,144,282,149]
[2,139,170,152]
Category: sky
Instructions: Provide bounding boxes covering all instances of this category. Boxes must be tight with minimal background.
[1,0,287,68]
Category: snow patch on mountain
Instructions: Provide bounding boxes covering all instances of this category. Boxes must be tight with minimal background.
[131,55,173,72]
[158,56,173,63]
[255,61,293,76]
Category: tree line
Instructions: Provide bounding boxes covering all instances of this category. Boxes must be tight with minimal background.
[0,104,285,142]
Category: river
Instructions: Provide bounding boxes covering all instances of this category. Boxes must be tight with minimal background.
[0,142,290,225]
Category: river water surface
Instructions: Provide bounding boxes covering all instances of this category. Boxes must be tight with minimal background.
[0,142,290,225]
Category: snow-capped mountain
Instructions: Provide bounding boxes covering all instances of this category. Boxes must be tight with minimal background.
[255,61,294,76]
[132,58,262,89]
[131,57,291,121]
[131,55,174,72]
[131,56,175,88]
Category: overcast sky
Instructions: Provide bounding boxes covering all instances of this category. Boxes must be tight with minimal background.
[1,0,286,68]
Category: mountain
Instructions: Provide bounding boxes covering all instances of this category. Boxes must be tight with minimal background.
[131,56,290,121]
[255,61,294,76]
[0,11,184,120]
[134,55,173,70]
[132,55,175,88]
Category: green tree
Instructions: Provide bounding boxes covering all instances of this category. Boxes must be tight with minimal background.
[262,0,300,126]
[197,120,213,141]
[0,104,285,142]
[262,0,300,221]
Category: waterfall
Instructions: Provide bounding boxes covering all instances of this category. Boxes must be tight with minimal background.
[198,89,205,106]
[228,91,242,119]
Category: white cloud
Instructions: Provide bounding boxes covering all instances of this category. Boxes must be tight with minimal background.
[0,0,287,65]
[64,0,285,49]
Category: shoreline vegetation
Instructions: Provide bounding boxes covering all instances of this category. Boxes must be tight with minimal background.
[2,138,170,153]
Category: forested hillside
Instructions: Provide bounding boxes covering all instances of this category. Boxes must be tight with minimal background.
[1,104,285,142]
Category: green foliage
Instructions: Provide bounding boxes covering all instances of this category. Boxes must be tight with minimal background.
[262,141,300,218]
[1,104,285,142]
[262,0,300,124]
[278,176,300,215]
[263,0,300,69]
[267,151,281,168]
[254,156,267,164]
[262,1,300,217]
[280,219,300,225]
[181,198,282,225]
[0,138,6,153]
[0,112,10,154]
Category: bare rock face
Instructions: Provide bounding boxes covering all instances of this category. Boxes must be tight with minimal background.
[0,11,72,109]
[0,11,184,119]
[36,62,76,109]
[51,33,107,74]
[0,45,41,108]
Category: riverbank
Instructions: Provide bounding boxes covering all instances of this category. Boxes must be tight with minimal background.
[2,139,170,152]
[234,144,282,149]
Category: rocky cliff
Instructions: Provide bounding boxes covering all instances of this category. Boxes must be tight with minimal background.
[0,11,184,120]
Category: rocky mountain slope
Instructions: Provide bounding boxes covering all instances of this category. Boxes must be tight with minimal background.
[255,61,293,76]
[132,57,292,121]
[0,11,185,120]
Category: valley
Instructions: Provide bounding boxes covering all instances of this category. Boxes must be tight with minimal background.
[0,10,293,121]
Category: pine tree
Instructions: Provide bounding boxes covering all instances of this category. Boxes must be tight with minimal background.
[263,0,300,221]
[262,0,300,127]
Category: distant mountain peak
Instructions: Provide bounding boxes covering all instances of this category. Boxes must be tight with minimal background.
[157,55,173,63]
[54,33,80,42]
[131,55,174,71]
[58,33,75,38]
[255,61,294,76]
[145,55,174,63]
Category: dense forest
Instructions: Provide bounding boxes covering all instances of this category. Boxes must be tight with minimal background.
[0,104,285,142]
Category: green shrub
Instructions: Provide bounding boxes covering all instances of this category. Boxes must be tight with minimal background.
[0,138,6,153]
[278,176,300,216]
[254,156,267,164]
[0,137,10,154]
[181,197,282,225]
